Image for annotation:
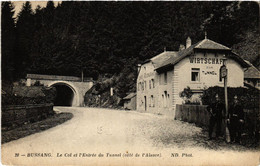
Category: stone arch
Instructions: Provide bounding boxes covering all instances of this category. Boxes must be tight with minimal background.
[48,81,80,106]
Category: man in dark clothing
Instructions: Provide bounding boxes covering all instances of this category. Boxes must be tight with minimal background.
[227,95,244,143]
[207,94,225,139]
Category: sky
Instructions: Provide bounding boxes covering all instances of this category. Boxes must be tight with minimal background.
[12,1,60,18]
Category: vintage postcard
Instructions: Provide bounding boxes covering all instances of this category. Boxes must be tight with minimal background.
[1,1,260,165]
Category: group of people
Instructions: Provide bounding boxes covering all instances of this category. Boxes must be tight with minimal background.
[207,94,245,143]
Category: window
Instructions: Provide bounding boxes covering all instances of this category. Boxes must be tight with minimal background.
[151,95,154,107]
[142,82,144,91]
[162,94,164,106]
[149,80,151,89]
[164,72,167,84]
[151,79,155,88]
[191,68,200,82]
[164,91,167,107]
[159,74,162,85]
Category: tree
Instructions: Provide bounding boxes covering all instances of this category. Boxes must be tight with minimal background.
[179,86,193,104]
[1,2,16,81]
[15,1,35,79]
[9,1,259,82]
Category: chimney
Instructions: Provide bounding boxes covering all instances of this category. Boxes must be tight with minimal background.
[186,37,191,48]
[179,44,185,51]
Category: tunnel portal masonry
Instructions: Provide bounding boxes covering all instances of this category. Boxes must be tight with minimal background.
[26,74,93,106]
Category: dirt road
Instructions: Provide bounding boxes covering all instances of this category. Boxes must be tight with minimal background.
[2,107,259,165]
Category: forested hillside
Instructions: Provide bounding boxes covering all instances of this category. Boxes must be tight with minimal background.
[2,1,259,103]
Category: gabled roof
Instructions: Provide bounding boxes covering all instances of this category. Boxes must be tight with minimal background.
[151,51,178,68]
[195,39,231,50]
[155,42,199,71]
[244,60,260,79]
[154,39,249,72]
[123,92,136,100]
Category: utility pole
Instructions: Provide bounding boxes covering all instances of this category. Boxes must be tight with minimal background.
[220,56,230,142]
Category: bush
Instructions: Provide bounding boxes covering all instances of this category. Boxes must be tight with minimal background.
[201,86,259,109]
[2,86,56,106]
[33,81,44,86]
[184,99,201,105]
[179,86,193,104]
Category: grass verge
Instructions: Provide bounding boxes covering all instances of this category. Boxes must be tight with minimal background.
[2,112,73,144]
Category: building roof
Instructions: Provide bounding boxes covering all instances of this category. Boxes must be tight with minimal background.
[244,60,260,79]
[151,51,178,68]
[123,92,136,100]
[154,39,250,72]
[194,39,231,50]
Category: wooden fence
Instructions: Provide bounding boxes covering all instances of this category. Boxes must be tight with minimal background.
[175,104,259,143]
[175,104,210,127]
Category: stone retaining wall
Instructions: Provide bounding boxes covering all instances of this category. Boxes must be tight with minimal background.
[2,104,54,127]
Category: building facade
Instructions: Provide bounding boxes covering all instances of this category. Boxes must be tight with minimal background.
[136,37,249,117]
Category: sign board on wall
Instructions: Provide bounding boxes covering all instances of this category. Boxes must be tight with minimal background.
[220,65,227,78]
[189,57,224,65]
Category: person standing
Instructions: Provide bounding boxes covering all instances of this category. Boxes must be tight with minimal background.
[227,95,245,143]
[207,94,225,140]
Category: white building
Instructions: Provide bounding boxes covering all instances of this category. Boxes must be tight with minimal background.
[136,37,249,117]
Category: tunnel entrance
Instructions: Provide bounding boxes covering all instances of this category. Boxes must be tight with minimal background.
[52,84,74,106]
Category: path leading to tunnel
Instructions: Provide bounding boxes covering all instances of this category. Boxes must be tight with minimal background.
[2,107,259,165]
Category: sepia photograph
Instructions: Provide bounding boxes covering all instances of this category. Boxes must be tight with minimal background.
[1,1,260,165]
